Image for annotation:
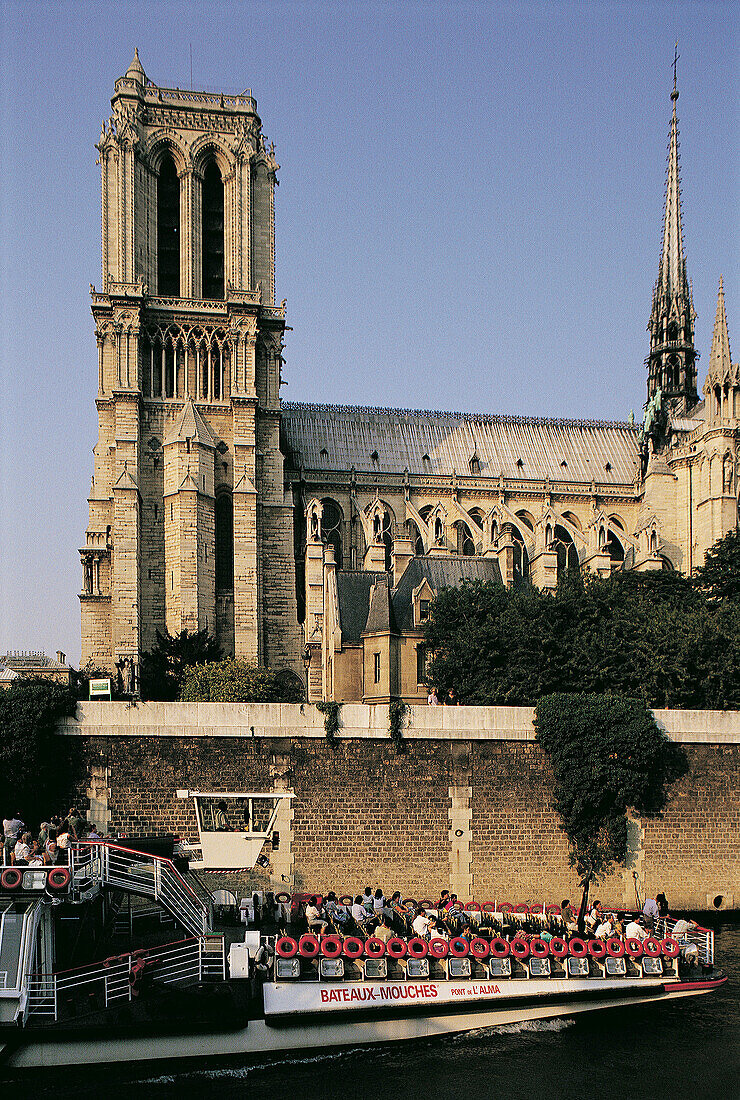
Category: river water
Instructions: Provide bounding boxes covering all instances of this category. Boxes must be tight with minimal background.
[19,915,740,1100]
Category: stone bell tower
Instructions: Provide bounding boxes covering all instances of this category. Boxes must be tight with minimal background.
[80,51,301,680]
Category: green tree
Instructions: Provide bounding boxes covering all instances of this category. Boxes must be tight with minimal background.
[0,680,78,825]
[534,693,688,885]
[140,628,222,701]
[694,528,740,601]
[179,658,304,702]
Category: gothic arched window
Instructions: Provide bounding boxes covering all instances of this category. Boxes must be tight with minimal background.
[157,154,180,296]
[552,524,579,579]
[215,493,234,590]
[320,498,343,569]
[456,522,475,556]
[202,161,224,300]
[510,524,530,586]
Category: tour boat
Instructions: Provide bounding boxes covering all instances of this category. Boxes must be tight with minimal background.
[0,840,726,1074]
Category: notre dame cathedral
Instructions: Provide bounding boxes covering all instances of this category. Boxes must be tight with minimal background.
[80,52,738,703]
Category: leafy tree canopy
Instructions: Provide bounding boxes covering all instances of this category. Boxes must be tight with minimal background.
[179,658,304,703]
[693,528,740,601]
[423,563,740,709]
[0,679,77,825]
[140,628,222,701]
[534,693,688,881]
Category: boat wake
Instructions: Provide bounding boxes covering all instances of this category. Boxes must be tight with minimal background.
[459,1016,576,1039]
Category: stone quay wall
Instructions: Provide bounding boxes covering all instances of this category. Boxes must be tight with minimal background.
[57,703,740,912]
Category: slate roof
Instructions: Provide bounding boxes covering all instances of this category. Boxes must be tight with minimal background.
[282,404,640,485]
[335,556,502,642]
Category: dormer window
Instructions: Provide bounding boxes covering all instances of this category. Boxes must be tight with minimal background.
[516,458,524,469]
[560,459,567,469]
[422,454,431,473]
[320,447,329,462]
[419,599,430,622]
[605,462,612,473]
[470,455,481,476]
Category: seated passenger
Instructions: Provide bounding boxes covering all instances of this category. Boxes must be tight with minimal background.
[560,899,578,933]
[43,842,60,865]
[374,916,394,943]
[27,841,44,867]
[412,908,432,939]
[13,832,32,865]
[387,891,411,932]
[671,918,699,966]
[584,900,602,932]
[325,891,349,929]
[351,895,369,930]
[428,917,448,940]
[594,916,614,940]
[625,915,649,940]
[436,889,451,911]
[361,887,375,916]
[304,896,328,934]
[214,800,229,831]
[373,888,386,913]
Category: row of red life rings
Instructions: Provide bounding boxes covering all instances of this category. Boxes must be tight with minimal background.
[274,892,563,914]
[0,866,70,891]
[276,933,681,961]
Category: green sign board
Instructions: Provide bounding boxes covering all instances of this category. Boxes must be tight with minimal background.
[89,678,112,699]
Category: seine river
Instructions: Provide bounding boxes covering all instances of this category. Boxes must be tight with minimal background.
[19,915,740,1100]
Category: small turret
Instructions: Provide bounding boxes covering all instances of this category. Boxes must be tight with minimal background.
[125,48,146,86]
[704,277,739,424]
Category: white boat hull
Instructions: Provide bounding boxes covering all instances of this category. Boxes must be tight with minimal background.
[0,976,719,1071]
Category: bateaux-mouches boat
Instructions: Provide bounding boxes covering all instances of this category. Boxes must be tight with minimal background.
[0,839,727,1074]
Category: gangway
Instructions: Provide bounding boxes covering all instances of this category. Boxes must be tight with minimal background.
[70,842,212,938]
[0,898,45,1026]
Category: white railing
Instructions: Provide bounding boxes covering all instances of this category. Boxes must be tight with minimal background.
[658,917,714,966]
[69,842,212,938]
[27,935,225,1024]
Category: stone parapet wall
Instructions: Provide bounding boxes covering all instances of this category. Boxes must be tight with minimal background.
[58,703,740,910]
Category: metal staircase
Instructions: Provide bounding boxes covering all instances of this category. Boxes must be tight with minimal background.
[69,842,212,938]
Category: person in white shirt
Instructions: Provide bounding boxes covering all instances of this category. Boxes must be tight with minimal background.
[412,909,432,938]
[671,918,699,965]
[625,917,648,940]
[351,895,368,927]
[373,888,385,912]
[594,917,614,940]
[304,897,327,933]
[361,888,374,915]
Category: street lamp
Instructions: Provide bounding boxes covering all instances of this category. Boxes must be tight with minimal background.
[302,645,311,701]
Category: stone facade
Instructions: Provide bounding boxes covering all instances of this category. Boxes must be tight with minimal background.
[59,702,739,911]
[80,58,738,701]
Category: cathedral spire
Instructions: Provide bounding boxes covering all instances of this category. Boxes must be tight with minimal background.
[706,276,732,385]
[646,51,698,417]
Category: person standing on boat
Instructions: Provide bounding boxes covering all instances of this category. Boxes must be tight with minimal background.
[3,812,24,865]
[214,800,229,831]
[642,895,660,931]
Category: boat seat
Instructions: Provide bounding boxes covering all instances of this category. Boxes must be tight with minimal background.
[485,957,512,980]
[362,957,388,981]
[566,956,590,978]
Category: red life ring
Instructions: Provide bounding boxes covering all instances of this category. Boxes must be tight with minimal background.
[338,895,353,906]
[275,891,291,904]
[386,937,408,959]
[428,938,449,959]
[510,939,530,960]
[342,936,365,959]
[489,938,510,958]
[402,898,417,909]
[643,938,662,958]
[363,937,386,958]
[587,939,607,959]
[298,934,320,958]
[465,902,482,912]
[482,903,496,914]
[661,937,680,959]
[1,867,23,890]
[407,937,429,959]
[498,902,513,913]
[568,938,588,958]
[513,904,530,914]
[546,904,562,915]
[549,937,568,959]
[276,936,298,958]
[320,935,343,958]
[469,937,490,959]
[47,867,71,891]
[606,938,625,958]
[418,899,434,908]
[625,937,644,958]
[530,938,550,958]
[449,937,470,958]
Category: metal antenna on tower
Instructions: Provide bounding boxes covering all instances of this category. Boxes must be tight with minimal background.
[672,42,680,94]
[190,43,193,90]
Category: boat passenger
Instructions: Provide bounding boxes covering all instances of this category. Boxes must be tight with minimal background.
[13,832,32,865]
[67,807,85,840]
[214,800,229,831]
[412,908,432,939]
[37,822,50,849]
[387,891,411,932]
[361,887,375,915]
[305,896,328,934]
[594,916,614,940]
[584,900,602,931]
[351,895,369,931]
[2,813,25,865]
[560,899,578,933]
[373,888,386,912]
[671,918,699,966]
[436,889,450,910]
[642,893,659,928]
[43,842,60,865]
[56,823,71,862]
[429,917,448,940]
[375,916,394,943]
[625,915,649,941]
[325,892,349,929]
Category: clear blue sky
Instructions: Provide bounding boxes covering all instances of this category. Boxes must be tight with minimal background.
[0,0,737,664]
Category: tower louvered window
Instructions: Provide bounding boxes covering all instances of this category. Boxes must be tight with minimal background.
[202,161,224,300]
[157,154,180,296]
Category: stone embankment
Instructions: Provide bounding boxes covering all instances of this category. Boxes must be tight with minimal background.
[57,703,739,911]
